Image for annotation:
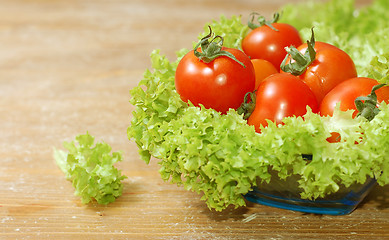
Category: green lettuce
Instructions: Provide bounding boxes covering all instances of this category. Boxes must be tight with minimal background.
[128,49,187,164]
[54,132,127,205]
[197,15,249,50]
[128,0,389,211]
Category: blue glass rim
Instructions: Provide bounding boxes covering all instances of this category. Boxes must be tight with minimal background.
[244,178,377,215]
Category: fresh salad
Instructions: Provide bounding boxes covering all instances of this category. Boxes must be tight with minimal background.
[128,0,389,211]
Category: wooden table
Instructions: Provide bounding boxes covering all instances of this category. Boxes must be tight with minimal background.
[1,0,388,239]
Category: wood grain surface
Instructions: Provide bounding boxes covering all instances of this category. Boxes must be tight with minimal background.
[1,0,388,239]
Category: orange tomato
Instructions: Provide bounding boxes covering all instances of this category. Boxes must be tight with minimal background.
[251,59,278,90]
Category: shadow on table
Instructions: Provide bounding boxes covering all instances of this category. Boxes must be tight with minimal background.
[200,205,251,222]
[198,199,265,222]
[360,184,389,210]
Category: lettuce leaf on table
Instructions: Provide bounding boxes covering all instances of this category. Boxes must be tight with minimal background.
[128,0,389,211]
[54,132,127,205]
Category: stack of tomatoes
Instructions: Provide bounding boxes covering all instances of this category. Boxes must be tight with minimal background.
[175,13,389,134]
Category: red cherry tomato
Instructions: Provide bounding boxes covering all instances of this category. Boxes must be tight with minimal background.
[175,47,255,114]
[282,41,358,104]
[242,22,302,70]
[320,77,389,117]
[320,77,389,143]
[247,73,319,133]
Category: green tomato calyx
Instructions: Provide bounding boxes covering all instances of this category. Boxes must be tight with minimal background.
[355,83,386,121]
[248,12,280,31]
[237,91,256,120]
[193,26,245,67]
[280,27,316,75]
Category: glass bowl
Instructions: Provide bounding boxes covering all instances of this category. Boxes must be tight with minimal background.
[244,171,377,215]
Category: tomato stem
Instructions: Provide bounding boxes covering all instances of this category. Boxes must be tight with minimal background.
[247,12,280,31]
[280,28,316,75]
[237,91,256,120]
[355,83,386,121]
[193,26,245,67]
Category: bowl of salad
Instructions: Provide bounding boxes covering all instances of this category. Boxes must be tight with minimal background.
[128,0,389,215]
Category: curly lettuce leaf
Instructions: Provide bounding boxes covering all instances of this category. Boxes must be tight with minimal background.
[128,50,187,163]
[280,0,356,37]
[367,53,389,83]
[128,0,389,211]
[54,132,127,205]
[197,15,248,50]
[360,102,389,186]
[155,107,272,211]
